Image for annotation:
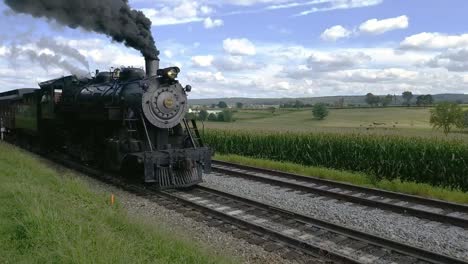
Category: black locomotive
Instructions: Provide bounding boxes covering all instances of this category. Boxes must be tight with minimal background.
[0,57,212,189]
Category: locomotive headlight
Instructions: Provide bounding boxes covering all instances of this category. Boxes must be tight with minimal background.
[167,68,178,79]
[157,67,181,79]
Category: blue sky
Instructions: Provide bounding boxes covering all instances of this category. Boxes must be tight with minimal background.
[1,0,468,98]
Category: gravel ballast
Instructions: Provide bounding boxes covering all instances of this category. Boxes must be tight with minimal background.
[202,173,468,261]
[69,172,296,264]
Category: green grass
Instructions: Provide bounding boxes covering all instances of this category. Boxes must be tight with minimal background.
[215,154,468,204]
[0,142,234,264]
[203,107,468,142]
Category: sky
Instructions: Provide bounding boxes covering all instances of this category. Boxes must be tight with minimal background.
[1,0,468,99]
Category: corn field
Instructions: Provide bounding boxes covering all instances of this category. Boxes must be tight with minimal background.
[203,129,468,191]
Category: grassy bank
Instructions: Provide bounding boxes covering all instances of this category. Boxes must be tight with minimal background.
[204,129,468,191]
[0,142,232,264]
[215,154,468,204]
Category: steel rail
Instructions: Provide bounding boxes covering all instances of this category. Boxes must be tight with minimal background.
[164,186,468,264]
[212,160,468,229]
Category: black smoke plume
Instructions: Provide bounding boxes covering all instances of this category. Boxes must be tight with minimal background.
[4,0,159,59]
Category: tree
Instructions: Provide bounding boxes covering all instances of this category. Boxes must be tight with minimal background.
[236,102,243,109]
[365,93,380,107]
[334,98,345,108]
[267,106,276,114]
[217,111,224,121]
[402,91,413,106]
[312,103,329,120]
[218,101,228,108]
[425,94,434,105]
[294,100,304,108]
[185,112,197,120]
[416,94,434,107]
[429,102,464,135]
[207,113,217,121]
[365,93,374,106]
[382,94,393,107]
[416,95,425,107]
[221,109,233,122]
[210,104,216,109]
[198,109,208,121]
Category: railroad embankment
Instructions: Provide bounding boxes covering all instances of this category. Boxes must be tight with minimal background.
[0,142,230,264]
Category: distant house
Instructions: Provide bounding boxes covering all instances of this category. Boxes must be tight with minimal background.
[188,109,222,115]
[207,110,222,115]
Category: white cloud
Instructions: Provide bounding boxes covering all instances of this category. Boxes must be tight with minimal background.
[213,56,259,71]
[321,16,408,42]
[163,50,174,58]
[359,15,408,35]
[274,81,291,90]
[0,46,8,56]
[326,68,418,83]
[204,17,224,29]
[141,2,205,26]
[306,52,371,72]
[223,38,256,56]
[426,49,468,72]
[200,5,213,15]
[321,25,352,41]
[1,32,468,98]
[400,32,468,50]
[297,0,383,16]
[191,55,214,67]
[187,71,225,82]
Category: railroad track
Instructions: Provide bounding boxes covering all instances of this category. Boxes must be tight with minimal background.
[212,160,468,229]
[49,154,468,264]
[165,186,467,264]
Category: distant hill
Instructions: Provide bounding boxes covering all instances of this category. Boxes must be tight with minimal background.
[189,94,468,107]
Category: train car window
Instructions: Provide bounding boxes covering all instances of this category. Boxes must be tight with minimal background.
[54,89,63,103]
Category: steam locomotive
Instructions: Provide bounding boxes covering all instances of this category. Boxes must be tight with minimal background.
[0,58,212,189]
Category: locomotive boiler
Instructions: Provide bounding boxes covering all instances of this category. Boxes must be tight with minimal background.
[0,56,212,189]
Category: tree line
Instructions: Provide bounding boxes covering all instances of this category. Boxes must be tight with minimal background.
[365,91,434,107]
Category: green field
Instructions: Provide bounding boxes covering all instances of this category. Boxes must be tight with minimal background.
[202,106,468,196]
[0,142,232,264]
[203,107,468,141]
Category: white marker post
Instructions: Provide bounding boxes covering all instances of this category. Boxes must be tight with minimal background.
[0,118,4,141]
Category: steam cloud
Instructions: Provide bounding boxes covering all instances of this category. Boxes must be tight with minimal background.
[37,37,89,70]
[4,0,159,59]
[25,50,89,76]
[7,44,88,77]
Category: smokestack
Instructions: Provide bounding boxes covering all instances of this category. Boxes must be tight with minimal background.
[145,57,159,77]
